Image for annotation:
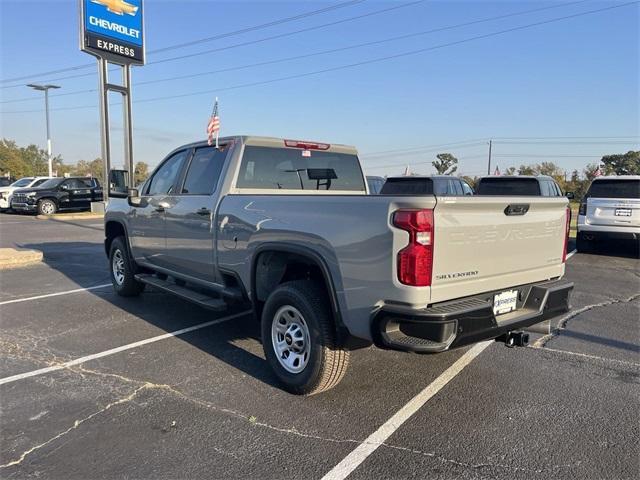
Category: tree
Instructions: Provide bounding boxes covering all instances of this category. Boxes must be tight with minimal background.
[460,175,478,189]
[504,167,516,176]
[432,153,458,175]
[600,151,640,175]
[518,164,536,176]
[134,161,149,184]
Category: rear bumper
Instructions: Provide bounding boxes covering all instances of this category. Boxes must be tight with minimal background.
[373,279,573,353]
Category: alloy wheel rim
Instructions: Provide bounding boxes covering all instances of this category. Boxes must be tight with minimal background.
[42,202,54,214]
[271,305,311,374]
[112,249,125,285]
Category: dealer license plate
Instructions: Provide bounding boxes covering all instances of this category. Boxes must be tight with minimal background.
[615,208,632,217]
[493,290,518,315]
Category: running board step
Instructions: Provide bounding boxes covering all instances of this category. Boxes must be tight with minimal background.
[135,274,228,311]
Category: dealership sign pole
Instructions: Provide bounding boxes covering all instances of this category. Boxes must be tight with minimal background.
[79,0,145,204]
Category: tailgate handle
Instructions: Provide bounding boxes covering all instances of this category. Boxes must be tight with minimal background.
[504,204,529,216]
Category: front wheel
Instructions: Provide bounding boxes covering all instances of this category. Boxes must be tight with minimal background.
[261,280,349,395]
[109,236,145,296]
[37,199,57,215]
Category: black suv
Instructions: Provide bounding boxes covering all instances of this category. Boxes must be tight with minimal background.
[11,177,102,215]
[380,175,474,195]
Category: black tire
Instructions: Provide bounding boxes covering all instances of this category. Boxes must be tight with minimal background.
[109,236,145,296]
[261,280,349,395]
[37,198,57,215]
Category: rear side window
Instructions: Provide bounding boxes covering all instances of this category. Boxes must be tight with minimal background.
[476,178,541,195]
[237,146,365,191]
[540,181,555,197]
[367,176,385,194]
[380,178,433,195]
[587,179,640,199]
[181,146,227,195]
[147,150,188,195]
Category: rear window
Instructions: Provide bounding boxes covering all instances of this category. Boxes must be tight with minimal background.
[476,178,541,196]
[380,178,433,195]
[587,179,640,199]
[237,146,365,191]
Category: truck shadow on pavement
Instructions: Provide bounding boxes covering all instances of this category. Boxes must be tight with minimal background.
[22,241,283,390]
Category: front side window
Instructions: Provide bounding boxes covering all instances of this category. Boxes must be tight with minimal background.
[32,179,48,187]
[37,178,65,189]
[181,146,227,195]
[237,146,365,191]
[147,150,188,195]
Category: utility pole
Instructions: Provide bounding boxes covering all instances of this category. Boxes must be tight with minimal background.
[487,139,493,175]
[27,84,60,177]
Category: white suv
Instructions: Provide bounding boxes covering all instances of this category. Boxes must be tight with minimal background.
[577,175,640,252]
[0,176,51,211]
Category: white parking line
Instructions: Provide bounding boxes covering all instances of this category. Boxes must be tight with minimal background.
[321,341,491,480]
[0,284,112,306]
[567,249,577,259]
[0,310,252,386]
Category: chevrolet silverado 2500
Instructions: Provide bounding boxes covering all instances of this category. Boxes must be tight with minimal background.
[104,136,573,394]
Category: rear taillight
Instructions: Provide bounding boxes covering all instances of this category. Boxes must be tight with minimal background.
[562,206,571,263]
[393,209,434,286]
[578,202,587,216]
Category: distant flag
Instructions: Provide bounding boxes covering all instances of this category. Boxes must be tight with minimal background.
[594,165,602,177]
[403,165,411,176]
[207,98,220,147]
[494,165,501,176]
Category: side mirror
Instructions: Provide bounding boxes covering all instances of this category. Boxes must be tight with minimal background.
[60,184,69,190]
[127,188,144,207]
[566,192,575,200]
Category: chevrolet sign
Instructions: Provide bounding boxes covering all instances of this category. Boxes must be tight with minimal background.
[80,0,144,64]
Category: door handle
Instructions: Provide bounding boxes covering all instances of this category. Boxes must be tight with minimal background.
[196,208,211,216]
[155,201,170,213]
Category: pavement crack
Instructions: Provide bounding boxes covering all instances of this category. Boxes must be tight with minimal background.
[534,293,640,348]
[0,383,151,468]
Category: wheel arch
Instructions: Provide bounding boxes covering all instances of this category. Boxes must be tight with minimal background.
[251,244,345,332]
[104,220,129,257]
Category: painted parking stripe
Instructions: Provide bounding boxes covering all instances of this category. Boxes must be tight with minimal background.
[0,283,112,306]
[0,310,252,386]
[321,341,491,480]
[566,249,577,259]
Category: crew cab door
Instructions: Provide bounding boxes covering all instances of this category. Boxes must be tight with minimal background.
[62,178,95,209]
[163,145,229,282]
[128,150,188,267]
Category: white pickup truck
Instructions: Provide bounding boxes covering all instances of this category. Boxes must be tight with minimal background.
[105,136,573,394]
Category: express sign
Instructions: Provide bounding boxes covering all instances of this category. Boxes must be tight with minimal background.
[80,0,145,64]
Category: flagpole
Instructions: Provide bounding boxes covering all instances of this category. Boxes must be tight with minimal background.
[215,97,219,148]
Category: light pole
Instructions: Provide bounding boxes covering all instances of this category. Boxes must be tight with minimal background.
[26,84,60,177]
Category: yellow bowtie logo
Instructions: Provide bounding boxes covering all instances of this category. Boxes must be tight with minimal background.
[91,0,138,16]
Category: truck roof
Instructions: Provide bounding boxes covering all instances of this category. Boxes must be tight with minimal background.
[478,175,556,181]
[591,175,640,180]
[178,136,359,156]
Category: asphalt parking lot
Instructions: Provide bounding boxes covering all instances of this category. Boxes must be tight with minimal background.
[0,213,638,479]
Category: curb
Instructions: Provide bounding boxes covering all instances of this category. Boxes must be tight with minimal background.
[36,213,104,221]
[0,248,43,270]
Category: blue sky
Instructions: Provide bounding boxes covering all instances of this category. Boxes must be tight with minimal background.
[1,0,638,177]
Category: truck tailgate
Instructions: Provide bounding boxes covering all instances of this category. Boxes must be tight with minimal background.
[430,196,568,303]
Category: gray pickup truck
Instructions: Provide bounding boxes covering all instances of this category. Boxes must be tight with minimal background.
[105,136,573,394]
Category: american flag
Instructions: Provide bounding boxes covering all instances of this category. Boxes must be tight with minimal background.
[594,165,602,177]
[207,99,220,146]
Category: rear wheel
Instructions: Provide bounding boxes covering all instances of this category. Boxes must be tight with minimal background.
[37,199,57,215]
[109,236,145,296]
[261,280,349,395]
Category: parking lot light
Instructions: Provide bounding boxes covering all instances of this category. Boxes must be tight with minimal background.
[26,83,61,178]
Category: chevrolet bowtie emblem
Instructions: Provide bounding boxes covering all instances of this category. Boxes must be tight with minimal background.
[91,0,138,16]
